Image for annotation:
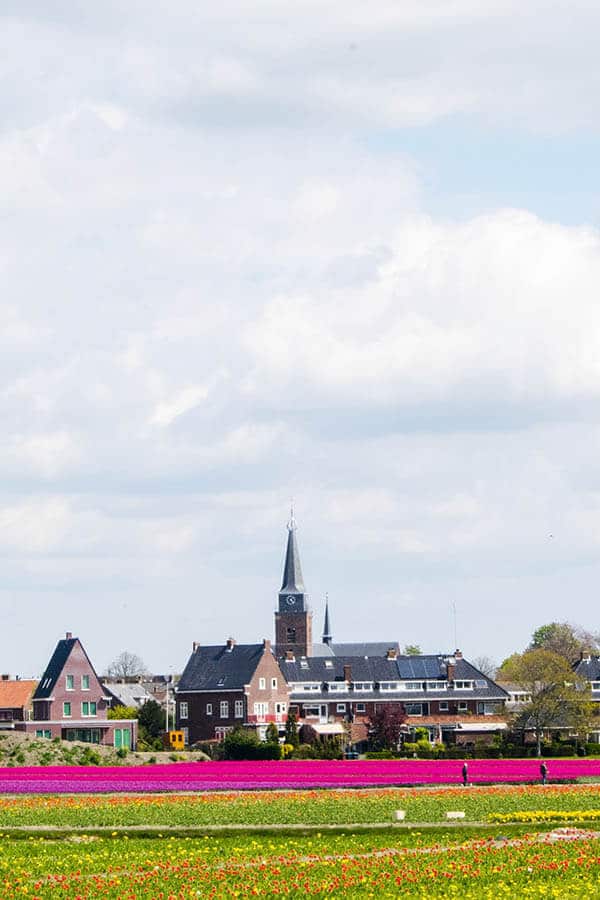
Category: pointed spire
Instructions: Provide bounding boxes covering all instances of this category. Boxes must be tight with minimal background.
[322,593,332,645]
[280,507,305,593]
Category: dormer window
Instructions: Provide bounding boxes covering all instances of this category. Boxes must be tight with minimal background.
[217,677,226,687]
[454,680,473,690]
[324,661,334,668]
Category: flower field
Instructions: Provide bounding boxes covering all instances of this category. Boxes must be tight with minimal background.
[1,785,600,827]
[1,757,600,793]
[2,828,600,897]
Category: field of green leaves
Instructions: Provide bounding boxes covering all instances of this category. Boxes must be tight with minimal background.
[2,784,600,827]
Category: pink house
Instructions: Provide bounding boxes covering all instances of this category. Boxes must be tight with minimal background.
[19,633,136,749]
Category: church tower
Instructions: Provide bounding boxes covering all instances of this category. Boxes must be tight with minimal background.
[274,510,313,657]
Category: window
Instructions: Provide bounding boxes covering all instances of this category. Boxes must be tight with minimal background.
[65,674,74,691]
[303,706,320,717]
[82,702,97,717]
[326,682,348,693]
[353,682,373,692]
[286,627,296,642]
[81,675,90,691]
[299,659,309,669]
[458,702,468,712]
[271,677,278,689]
[405,703,423,715]
[454,681,473,690]
[355,703,366,712]
[206,703,213,715]
[220,701,229,718]
[63,702,71,718]
[403,681,424,691]
[36,729,51,739]
[182,727,189,746]
[439,701,449,712]
[234,700,244,718]
[253,702,268,721]
[475,679,488,689]
[426,681,447,691]
[324,660,334,668]
[477,701,498,715]
[379,682,400,691]
[215,726,233,741]
[591,682,600,692]
[336,703,346,712]
[300,683,320,692]
[275,702,286,718]
[259,677,266,690]
[217,677,226,687]
[179,701,189,720]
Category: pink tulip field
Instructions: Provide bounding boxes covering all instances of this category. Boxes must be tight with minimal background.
[1,757,600,793]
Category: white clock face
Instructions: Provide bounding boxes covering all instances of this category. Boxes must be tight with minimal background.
[286,595,296,606]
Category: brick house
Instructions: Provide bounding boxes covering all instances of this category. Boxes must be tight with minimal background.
[0,677,37,729]
[18,633,137,749]
[175,638,290,745]
[283,649,508,748]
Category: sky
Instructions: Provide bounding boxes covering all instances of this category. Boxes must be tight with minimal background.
[2,0,600,676]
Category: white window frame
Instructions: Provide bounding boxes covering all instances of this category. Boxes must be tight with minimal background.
[253,701,268,721]
[355,703,366,712]
[81,675,90,691]
[182,726,189,746]
[179,701,189,720]
[65,674,74,691]
[439,701,449,712]
[234,700,244,718]
[326,682,349,693]
[206,703,213,715]
[300,683,321,692]
[353,682,373,692]
[405,703,423,716]
[426,681,446,691]
[403,681,424,692]
[336,703,346,712]
[591,682,600,692]
[271,677,278,689]
[220,700,229,719]
[379,682,400,692]
[259,677,266,690]
[457,701,469,712]
[63,701,72,718]
[454,681,473,691]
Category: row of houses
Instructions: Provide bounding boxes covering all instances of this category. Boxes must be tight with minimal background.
[3,517,600,751]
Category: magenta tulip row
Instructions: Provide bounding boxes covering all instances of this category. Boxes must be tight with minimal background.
[1,758,600,793]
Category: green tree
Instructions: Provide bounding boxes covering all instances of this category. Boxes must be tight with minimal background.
[138,699,165,739]
[404,645,421,656]
[107,705,138,720]
[265,722,279,743]
[529,622,600,664]
[285,711,300,748]
[368,705,406,751]
[501,649,593,756]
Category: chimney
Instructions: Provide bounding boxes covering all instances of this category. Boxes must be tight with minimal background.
[65,632,72,640]
[343,664,352,683]
[454,649,463,659]
[1,674,9,681]
[226,637,236,651]
[192,642,199,653]
[386,648,398,660]
[285,651,295,661]
[263,638,272,652]
[446,656,456,682]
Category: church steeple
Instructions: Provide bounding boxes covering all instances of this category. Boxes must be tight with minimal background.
[280,508,305,594]
[322,594,332,646]
[275,509,312,657]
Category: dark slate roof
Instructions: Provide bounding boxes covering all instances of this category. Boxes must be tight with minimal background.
[33,638,77,699]
[573,656,600,680]
[281,655,402,684]
[177,644,267,692]
[280,521,305,593]
[310,641,399,658]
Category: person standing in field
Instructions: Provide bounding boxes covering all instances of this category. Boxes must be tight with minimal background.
[462,762,469,786]
[540,761,548,785]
